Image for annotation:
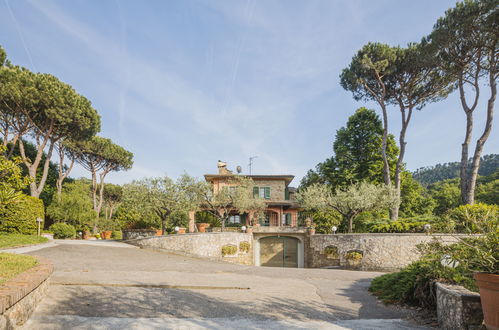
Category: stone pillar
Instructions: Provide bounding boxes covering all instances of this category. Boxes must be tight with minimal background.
[188,211,196,233]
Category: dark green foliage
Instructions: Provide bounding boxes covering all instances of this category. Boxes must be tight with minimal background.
[111,230,122,240]
[413,154,499,186]
[427,178,461,215]
[299,209,341,233]
[49,222,76,239]
[300,108,398,189]
[368,216,449,233]
[399,172,436,217]
[0,195,44,234]
[195,211,221,227]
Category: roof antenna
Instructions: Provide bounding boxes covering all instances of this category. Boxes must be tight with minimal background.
[248,156,257,175]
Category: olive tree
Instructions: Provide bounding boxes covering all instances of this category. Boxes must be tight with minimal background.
[199,176,267,231]
[427,0,498,204]
[297,182,399,233]
[122,175,201,234]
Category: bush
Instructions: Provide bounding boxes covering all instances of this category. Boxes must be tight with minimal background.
[445,203,498,233]
[239,241,250,253]
[49,223,76,239]
[368,216,449,233]
[111,230,123,240]
[221,245,237,256]
[0,195,44,235]
[345,251,363,261]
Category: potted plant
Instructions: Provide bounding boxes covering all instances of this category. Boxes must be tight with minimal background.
[469,232,499,330]
[196,222,210,233]
[308,223,316,235]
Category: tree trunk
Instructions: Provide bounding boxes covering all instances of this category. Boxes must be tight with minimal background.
[347,213,354,233]
[96,171,109,217]
[465,54,496,204]
[460,109,474,204]
[19,138,55,198]
[380,103,392,187]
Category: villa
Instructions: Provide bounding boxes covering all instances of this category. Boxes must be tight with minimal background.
[203,161,300,227]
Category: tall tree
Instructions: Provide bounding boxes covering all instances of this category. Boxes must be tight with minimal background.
[385,43,454,218]
[297,182,399,233]
[102,183,123,219]
[428,0,498,204]
[72,136,133,217]
[340,43,398,188]
[300,108,398,189]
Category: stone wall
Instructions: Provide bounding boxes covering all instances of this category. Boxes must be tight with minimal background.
[436,282,483,330]
[307,234,461,271]
[123,229,157,240]
[129,232,254,265]
[0,256,53,329]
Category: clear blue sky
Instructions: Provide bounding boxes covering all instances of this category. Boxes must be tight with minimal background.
[1,0,497,186]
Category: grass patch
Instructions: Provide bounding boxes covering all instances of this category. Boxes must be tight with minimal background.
[0,253,38,285]
[0,233,48,249]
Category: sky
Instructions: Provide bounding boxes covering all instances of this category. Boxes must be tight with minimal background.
[0,0,497,186]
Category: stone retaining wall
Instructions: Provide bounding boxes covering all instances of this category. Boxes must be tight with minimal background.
[129,233,254,265]
[436,282,483,330]
[0,256,53,329]
[307,234,461,271]
[122,229,157,240]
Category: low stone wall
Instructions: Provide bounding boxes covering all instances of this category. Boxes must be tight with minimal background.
[307,234,461,271]
[129,233,254,265]
[0,256,53,329]
[436,282,483,330]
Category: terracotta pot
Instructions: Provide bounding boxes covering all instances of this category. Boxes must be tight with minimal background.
[308,228,316,235]
[156,229,163,236]
[82,231,91,240]
[178,227,186,234]
[196,223,210,233]
[101,231,112,240]
[474,273,499,330]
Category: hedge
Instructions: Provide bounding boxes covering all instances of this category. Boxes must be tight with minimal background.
[0,194,44,235]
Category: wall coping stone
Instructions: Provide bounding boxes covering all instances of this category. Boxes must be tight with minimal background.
[436,282,483,330]
[0,256,53,315]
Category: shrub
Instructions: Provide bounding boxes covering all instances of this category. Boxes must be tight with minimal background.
[221,245,237,256]
[0,195,44,235]
[49,223,76,239]
[324,245,339,259]
[345,251,363,261]
[368,216,449,233]
[111,230,123,240]
[445,203,498,233]
[239,241,250,253]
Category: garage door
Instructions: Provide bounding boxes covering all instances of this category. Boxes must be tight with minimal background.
[259,236,298,268]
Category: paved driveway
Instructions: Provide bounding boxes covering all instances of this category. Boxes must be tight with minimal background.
[19,241,427,329]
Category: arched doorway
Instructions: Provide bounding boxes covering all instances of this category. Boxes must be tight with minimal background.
[259,236,300,268]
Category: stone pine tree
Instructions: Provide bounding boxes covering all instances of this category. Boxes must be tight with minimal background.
[72,136,133,218]
[427,0,498,204]
[340,43,398,190]
[297,182,399,233]
[385,43,454,219]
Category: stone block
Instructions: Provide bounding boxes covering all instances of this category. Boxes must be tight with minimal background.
[436,282,483,330]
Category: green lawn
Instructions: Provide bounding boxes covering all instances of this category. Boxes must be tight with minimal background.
[0,253,38,285]
[0,233,48,249]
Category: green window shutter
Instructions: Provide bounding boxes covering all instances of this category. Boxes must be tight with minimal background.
[285,213,292,225]
[253,187,259,198]
[264,187,271,199]
[285,188,289,200]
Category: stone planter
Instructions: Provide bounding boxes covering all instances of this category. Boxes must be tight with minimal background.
[177,227,186,234]
[345,259,361,269]
[308,228,316,235]
[436,282,483,330]
[196,223,210,233]
[474,273,499,330]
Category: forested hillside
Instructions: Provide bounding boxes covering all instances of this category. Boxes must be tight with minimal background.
[413,154,498,186]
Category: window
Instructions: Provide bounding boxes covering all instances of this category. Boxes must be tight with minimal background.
[253,186,271,199]
[282,213,292,226]
[229,215,241,224]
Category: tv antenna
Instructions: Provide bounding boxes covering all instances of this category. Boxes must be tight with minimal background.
[248,156,257,175]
